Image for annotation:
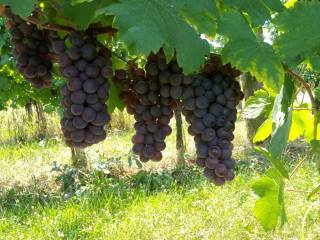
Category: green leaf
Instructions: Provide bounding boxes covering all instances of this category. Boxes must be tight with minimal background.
[263,0,284,12]
[252,168,287,231]
[224,0,284,26]
[308,184,320,200]
[252,177,278,197]
[174,0,218,38]
[253,117,272,143]
[252,181,281,231]
[0,0,36,18]
[266,168,283,184]
[71,0,93,4]
[242,89,273,119]
[278,181,287,226]
[284,0,298,8]
[315,85,320,101]
[254,147,289,178]
[218,10,284,94]
[266,168,287,227]
[103,0,210,73]
[307,55,320,72]
[274,2,320,64]
[63,0,116,29]
[108,81,125,113]
[270,77,295,158]
[289,110,312,142]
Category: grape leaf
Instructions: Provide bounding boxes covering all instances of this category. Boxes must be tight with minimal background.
[289,110,312,142]
[253,117,272,143]
[252,177,278,197]
[252,177,281,231]
[284,0,298,8]
[263,0,284,12]
[63,0,116,29]
[308,184,320,200]
[0,0,36,18]
[266,168,287,227]
[108,81,125,113]
[71,0,94,4]
[218,10,284,94]
[174,0,218,38]
[224,0,283,26]
[252,167,287,231]
[307,55,320,73]
[102,0,210,73]
[315,85,320,101]
[270,77,295,158]
[254,147,289,178]
[273,2,320,64]
[242,89,273,119]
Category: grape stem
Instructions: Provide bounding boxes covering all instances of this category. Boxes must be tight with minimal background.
[27,16,117,35]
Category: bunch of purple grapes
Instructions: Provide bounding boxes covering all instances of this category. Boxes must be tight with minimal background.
[114,49,187,162]
[4,8,53,89]
[51,32,112,148]
[182,58,244,185]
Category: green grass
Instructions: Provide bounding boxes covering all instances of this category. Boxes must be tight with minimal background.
[0,111,319,239]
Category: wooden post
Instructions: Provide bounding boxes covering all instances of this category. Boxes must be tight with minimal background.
[240,73,265,142]
[71,148,88,169]
[25,101,33,121]
[175,105,186,166]
[34,102,48,138]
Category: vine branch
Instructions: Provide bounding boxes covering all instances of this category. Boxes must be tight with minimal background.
[27,16,117,35]
[287,69,316,110]
[0,2,118,35]
[291,107,315,111]
[27,16,74,32]
[289,156,307,178]
[287,69,318,139]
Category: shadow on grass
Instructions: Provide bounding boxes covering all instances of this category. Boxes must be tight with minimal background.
[0,140,312,220]
[0,165,205,219]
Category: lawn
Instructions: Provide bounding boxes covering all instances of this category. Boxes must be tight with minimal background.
[0,112,319,240]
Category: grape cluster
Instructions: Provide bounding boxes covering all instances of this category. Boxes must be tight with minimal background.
[113,50,185,162]
[113,69,171,162]
[4,8,53,89]
[182,58,244,185]
[52,32,112,148]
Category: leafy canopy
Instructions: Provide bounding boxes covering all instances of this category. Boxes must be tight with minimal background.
[100,0,210,73]
[0,0,36,18]
[218,10,285,94]
[274,1,320,65]
[224,0,284,26]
